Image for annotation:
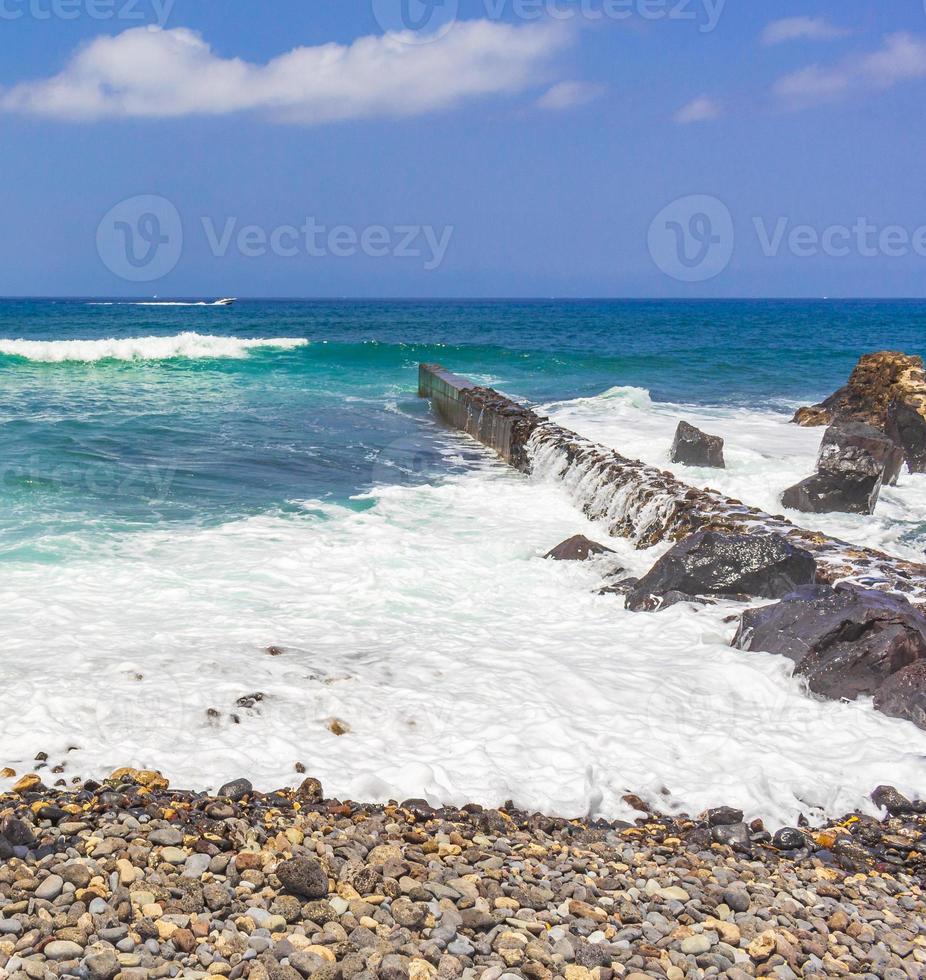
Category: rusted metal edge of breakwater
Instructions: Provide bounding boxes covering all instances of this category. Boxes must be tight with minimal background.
[418,363,926,599]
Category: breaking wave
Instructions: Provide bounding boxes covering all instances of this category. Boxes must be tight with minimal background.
[0,332,308,363]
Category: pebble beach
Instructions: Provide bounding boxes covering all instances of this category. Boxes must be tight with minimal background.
[0,771,924,980]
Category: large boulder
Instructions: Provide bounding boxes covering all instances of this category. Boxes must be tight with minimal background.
[792,351,925,429]
[670,420,725,469]
[792,351,926,473]
[819,421,904,486]
[733,584,926,702]
[781,471,882,516]
[887,397,926,473]
[781,419,904,515]
[873,661,926,730]
[626,531,816,610]
[544,535,615,561]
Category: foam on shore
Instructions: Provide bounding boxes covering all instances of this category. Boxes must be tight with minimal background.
[541,386,926,560]
[0,462,924,827]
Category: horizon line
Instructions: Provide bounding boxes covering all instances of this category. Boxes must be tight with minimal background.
[2,295,926,303]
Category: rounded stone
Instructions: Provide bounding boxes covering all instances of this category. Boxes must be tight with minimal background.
[35,873,64,901]
[276,856,329,899]
[217,777,253,801]
[723,887,751,912]
[680,935,712,955]
[45,940,84,960]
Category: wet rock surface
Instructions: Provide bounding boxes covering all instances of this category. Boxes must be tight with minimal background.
[626,531,816,611]
[874,660,926,730]
[781,470,883,516]
[733,583,926,708]
[887,399,926,473]
[669,421,725,469]
[819,421,905,487]
[421,362,926,601]
[0,772,924,980]
[544,537,616,562]
[792,350,926,473]
[782,420,903,515]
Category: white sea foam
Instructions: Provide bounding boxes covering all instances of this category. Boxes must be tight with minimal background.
[542,386,926,559]
[0,449,924,826]
[0,332,308,362]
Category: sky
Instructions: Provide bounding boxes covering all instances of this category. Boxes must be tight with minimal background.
[1,1,925,297]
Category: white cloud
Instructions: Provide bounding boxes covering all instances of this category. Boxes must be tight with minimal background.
[862,31,926,87]
[0,21,569,124]
[762,16,850,46]
[773,64,852,104]
[535,80,603,111]
[774,32,926,108]
[673,95,721,124]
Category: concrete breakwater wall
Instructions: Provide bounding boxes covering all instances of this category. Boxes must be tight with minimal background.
[418,363,926,598]
[418,364,544,472]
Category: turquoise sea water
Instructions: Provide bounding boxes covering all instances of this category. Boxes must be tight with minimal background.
[1,298,924,556]
[3,298,926,820]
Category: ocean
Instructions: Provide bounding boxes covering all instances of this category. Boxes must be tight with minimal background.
[2,297,926,826]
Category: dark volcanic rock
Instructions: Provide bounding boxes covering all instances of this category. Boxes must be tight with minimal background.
[781,471,882,516]
[873,661,926,730]
[711,822,752,852]
[276,856,329,898]
[625,589,710,612]
[544,535,615,561]
[217,778,253,801]
[871,784,915,816]
[597,576,639,596]
[627,531,816,610]
[782,420,901,515]
[820,421,904,486]
[733,584,926,701]
[707,806,744,826]
[0,814,35,847]
[773,827,807,850]
[296,777,324,802]
[670,420,725,469]
[887,398,926,473]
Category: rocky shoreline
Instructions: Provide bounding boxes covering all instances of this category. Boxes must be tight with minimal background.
[420,359,926,730]
[0,773,924,980]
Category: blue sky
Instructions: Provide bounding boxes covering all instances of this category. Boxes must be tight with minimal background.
[1,1,925,297]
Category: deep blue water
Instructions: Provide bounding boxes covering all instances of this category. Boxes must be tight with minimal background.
[1,298,924,555]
